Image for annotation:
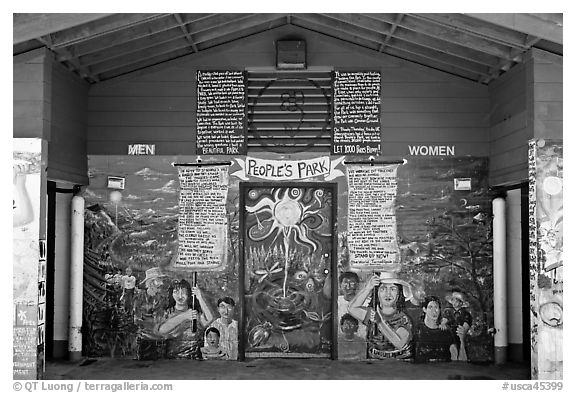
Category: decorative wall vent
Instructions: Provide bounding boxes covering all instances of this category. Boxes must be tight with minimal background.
[246,70,332,153]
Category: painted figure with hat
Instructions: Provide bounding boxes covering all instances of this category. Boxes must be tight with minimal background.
[440,288,472,361]
[133,267,170,360]
[348,271,414,360]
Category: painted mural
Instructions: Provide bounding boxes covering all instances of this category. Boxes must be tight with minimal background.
[13,138,45,379]
[336,156,494,362]
[82,154,494,363]
[242,184,334,357]
[528,140,563,379]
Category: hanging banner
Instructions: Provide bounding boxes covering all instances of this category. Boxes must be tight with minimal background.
[176,165,229,270]
[346,165,400,269]
[231,156,345,181]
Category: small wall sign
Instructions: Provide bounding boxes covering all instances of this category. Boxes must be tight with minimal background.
[454,178,472,191]
[128,144,156,155]
[107,176,126,190]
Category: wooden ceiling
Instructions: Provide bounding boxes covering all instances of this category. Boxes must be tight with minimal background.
[13,13,563,84]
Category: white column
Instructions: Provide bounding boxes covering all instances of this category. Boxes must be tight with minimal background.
[68,195,84,360]
[493,197,508,364]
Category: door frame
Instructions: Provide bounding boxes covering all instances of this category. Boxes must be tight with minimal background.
[238,181,338,360]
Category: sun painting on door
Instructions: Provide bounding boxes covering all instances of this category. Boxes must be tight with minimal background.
[242,185,335,357]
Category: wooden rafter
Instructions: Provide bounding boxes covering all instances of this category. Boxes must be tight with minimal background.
[295,14,386,47]
[380,13,404,52]
[92,15,285,78]
[57,14,182,60]
[43,14,169,48]
[414,13,530,49]
[190,14,285,46]
[13,13,112,45]
[466,13,562,45]
[369,13,515,61]
[195,17,287,50]
[173,14,198,53]
[295,14,491,79]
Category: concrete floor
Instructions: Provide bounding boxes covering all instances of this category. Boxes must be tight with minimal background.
[45,358,530,380]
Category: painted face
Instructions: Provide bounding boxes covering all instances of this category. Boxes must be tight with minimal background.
[450,296,463,309]
[378,284,399,308]
[340,277,358,298]
[206,331,220,347]
[146,278,163,296]
[424,300,440,322]
[341,319,358,338]
[172,287,189,309]
[125,267,132,276]
[218,302,234,320]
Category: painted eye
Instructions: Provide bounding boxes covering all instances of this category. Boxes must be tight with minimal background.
[293,271,308,281]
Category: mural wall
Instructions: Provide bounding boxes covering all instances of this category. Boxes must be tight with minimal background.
[82,153,494,362]
[528,140,563,379]
[13,138,46,379]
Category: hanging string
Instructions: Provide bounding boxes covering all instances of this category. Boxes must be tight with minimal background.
[343,157,407,166]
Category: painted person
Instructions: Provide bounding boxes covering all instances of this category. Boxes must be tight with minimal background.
[201,327,227,360]
[338,313,366,359]
[120,266,136,313]
[338,271,367,338]
[157,279,214,359]
[413,296,460,363]
[133,267,169,360]
[348,271,414,360]
[209,296,238,360]
[13,160,34,228]
[134,267,167,337]
[440,289,472,361]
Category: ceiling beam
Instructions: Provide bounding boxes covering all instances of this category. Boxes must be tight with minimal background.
[465,13,562,45]
[174,13,198,52]
[326,13,499,69]
[414,13,530,49]
[295,14,490,78]
[56,14,180,60]
[191,14,285,46]
[92,16,286,79]
[13,13,112,45]
[380,14,403,52]
[45,13,170,48]
[369,13,515,61]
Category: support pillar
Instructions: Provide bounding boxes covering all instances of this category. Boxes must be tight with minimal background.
[493,197,508,364]
[68,195,84,360]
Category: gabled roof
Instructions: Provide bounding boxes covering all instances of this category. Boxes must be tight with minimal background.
[13,13,563,84]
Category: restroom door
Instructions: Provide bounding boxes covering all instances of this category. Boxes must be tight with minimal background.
[240,183,337,358]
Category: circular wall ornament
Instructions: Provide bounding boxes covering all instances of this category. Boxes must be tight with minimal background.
[543,176,562,195]
[109,190,123,203]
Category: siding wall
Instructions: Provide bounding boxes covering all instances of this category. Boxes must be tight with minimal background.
[48,62,90,185]
[488,63,528,186]
[13,48,89,185]
[489,49,563,187]
[13,48,52,140]
[527,49,563,140]
[87,25,491,157]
